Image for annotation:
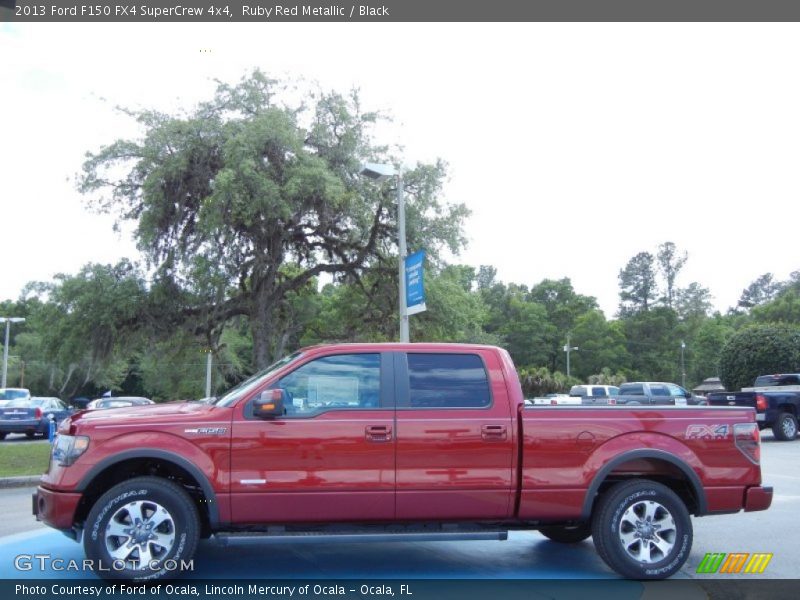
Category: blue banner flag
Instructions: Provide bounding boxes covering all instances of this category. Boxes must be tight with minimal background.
[404,250,426,315]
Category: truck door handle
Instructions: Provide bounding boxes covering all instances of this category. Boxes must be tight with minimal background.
[481,425,507,441]
[365,425,392,442]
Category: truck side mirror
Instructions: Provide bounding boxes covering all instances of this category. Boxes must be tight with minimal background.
[254,389,286,418]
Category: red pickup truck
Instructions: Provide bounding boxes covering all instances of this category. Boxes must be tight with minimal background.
[34,343,772,581]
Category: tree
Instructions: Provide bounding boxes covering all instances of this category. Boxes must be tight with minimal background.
[618,252,658,316]
[737,273,784,310]
[80,71,468,369]
[656,242,687,309]
[498,297,552,367]
[622,307,681,381]
[19,261,146,398]
[570,310,631,380]
[689,315,735,384]
[528,278,598,372]
[719,324,800,391]
[676,282,713,321]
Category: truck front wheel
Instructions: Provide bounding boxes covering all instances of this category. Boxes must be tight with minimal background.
[772,412,798,441]
[83,476,200,581]
[591,479,692,579]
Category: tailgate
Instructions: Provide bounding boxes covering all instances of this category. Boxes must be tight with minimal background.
[707,392,756,409]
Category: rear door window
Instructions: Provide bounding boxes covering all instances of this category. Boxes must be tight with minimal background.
[406,353,491,409]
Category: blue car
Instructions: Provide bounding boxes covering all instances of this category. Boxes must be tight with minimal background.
[0,396,74,440]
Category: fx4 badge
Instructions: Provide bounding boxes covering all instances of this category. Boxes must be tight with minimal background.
[686,424,730,439]
[184,427,228,435]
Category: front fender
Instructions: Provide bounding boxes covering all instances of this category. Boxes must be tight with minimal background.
[74,432,228,526]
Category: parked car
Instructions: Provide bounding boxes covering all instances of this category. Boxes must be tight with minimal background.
[86,397,154,410]
[569,384,620,399]
[582,382,704,406]
[529,393,581,405]
[0,396,73,439]
[35,343,771,581]
[707,373,800,441]
[0,387,31,407]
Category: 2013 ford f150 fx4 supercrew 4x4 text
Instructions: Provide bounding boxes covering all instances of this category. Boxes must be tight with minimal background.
[33,343,772,581]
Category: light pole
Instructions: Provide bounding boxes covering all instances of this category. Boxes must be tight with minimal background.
[359,162,409,343]
[681,341,686,388]
[0,317,26,389]
[563,334,579,379]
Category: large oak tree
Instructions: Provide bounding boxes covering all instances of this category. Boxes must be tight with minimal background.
[80,72,468,368]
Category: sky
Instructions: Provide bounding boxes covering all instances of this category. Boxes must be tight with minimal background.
[1,22,799,317]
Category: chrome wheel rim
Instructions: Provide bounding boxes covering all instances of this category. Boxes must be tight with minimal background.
[783,417,797,438]
[104,500,176,570]
[618,500,676,564]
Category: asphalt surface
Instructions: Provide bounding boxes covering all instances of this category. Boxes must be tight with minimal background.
[0,430,794,594]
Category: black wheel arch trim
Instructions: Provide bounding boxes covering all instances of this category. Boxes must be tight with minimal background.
[76,449,220,527]
[580,449,707,520]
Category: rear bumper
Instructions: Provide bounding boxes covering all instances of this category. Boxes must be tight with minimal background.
[744,485,773,512]
[0,419,45,433]
[33,486,83,536]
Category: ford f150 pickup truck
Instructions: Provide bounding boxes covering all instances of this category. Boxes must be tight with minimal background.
[707,373,800,441]
[33,343,772,581]
[581,382,704,406]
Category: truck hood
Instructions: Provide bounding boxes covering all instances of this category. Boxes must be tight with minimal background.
[70,400,219,425]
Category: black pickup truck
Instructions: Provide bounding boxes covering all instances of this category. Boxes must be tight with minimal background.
[707,374,800,441]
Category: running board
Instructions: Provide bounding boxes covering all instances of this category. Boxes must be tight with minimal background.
[214,530,508,546]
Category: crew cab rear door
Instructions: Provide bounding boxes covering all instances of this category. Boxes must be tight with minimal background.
[394,349,515,520]
[229,351,395,523]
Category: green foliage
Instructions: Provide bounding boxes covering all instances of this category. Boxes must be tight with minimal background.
[528,278,597,372]
[79,71,468,368]
[622,307,681,382]
[587,368,628,386]
[517,366,581,398]
[570,310,630,380]
[618,251,657,316]
[718,324,800,391]
[751,288,800,324]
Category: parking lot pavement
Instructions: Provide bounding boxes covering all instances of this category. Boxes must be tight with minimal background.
[0,486,45,537]
[0,528,623,579]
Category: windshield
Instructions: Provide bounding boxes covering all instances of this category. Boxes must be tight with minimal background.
[213,351,304,407]
[0,389,29,401]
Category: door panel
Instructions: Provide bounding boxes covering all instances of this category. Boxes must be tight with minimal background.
[230,352,395,524]
[394,351,514,520]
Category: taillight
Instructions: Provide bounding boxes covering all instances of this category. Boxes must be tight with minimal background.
[755,394,768,412]
[34,408,42,419]
[734,422,760,464]
[550,399,557,405]
[608,398,617,405]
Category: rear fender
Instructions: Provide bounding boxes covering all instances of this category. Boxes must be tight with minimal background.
[580,433,707,520]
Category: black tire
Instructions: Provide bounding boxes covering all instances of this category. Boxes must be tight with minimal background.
[83,476,200,581]
[25,432,36,439]
[591,479,692,579]
[539,523,592,543]
[0,433,6,441]
[771,412,798,441]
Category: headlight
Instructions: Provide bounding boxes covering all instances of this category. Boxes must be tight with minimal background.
[51,435,90,467]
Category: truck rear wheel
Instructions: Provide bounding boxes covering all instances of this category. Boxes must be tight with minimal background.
[83,476,200,581]
[772,412,798,441]
[591,479,692,579]
[539,523,592,543]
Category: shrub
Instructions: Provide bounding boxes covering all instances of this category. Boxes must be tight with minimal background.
[718,324,800,391]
